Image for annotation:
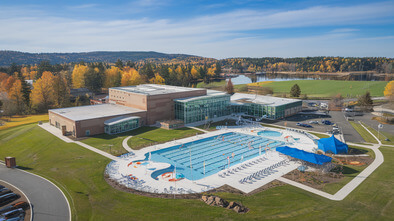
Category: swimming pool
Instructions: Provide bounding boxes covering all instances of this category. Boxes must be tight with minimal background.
[147,132,284,180]
[258,130,282,137]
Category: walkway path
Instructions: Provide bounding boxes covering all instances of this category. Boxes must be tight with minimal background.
[122,136,134,152]
[278,125,385,201]
[359,121,382,145]
[186,126,209,133]
[39,123,118,161]
[0,164,71,221]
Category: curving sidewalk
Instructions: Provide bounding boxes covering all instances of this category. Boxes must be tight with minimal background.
[0,163,71,221]
[122,136,134,152]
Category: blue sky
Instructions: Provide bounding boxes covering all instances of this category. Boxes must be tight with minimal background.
[0,0,394,58]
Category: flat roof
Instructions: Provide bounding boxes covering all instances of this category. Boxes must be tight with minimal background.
[49,104,145,121]
[231,93,301,107]
[110,84,205,96]
[174,90,229,103]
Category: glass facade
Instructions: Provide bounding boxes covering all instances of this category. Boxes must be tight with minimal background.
[104,117,140,135]
[175,94,231,124]
[230,100,302,119]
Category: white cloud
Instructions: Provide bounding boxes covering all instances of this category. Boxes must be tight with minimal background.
[0,1,393,58]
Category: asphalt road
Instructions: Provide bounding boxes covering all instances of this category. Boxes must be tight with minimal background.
[0,164,70,221]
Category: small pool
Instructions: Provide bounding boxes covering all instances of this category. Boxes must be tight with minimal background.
[258,130,282,137]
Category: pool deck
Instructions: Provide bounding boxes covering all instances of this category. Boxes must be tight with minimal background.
[106,126,317,194]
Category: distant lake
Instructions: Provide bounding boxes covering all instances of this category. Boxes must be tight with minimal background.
[227,74,316,85]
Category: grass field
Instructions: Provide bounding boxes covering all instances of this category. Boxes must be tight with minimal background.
[0,114,48,130]
[1,124,393,220]
[249,80,387,98]
[82,126,202,155]
[196,79,387,98]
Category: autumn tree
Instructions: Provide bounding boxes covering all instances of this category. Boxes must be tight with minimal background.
[53,75,70,108]
[2,76,16,93]
[190,66,199,79]
[31,71,55,111]
[8,80,25,114]
[225,78,234,94]
[72,64,89,88]
[149,73,165,85]
[121,68,143,86]
[290,84,301,97]
[104,66,122,88]
[384,81,394,102]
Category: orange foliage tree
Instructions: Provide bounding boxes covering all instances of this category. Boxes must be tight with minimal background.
[72,64,89,88]
[31,71,55,111]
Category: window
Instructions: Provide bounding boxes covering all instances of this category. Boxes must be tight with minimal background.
[86,130,90,136]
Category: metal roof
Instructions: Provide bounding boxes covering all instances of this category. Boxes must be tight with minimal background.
[231,93,301,107]
[174,90,229,103]
[49,104,145,121]
[104,116,140,126]
[110,84,205,96]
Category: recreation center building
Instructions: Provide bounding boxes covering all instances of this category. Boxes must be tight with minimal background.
[48,84,302,138]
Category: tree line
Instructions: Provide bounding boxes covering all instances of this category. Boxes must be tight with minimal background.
[222,57,394,74]
[0,60,222,115]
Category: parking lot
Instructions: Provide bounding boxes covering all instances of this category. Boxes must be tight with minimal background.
[0,180,30,221]
[261,110,367,143]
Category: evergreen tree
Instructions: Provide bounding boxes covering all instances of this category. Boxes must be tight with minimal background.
[115,59,124,69]
[16,72,31,112]
[290,84,301,97]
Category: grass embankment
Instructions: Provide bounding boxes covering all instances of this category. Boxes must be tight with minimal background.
[1,124,393,220]
[0,114,48,130]
[309,132,330,139]
[349,122,378,144]
[249,80,387,98]
[196,120,237,131]
[360,123,394,146]
[82,126,202,155]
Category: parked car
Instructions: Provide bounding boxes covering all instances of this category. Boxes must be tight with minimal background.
[0,202,29,214]
[0,189,11,197]
[0,193,20,207]
[309,120,319,124]
[321,120,332,125]
[0,208,24,220]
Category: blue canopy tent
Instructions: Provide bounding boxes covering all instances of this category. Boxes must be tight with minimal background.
[276,146,332,165]
[317,136,348,154]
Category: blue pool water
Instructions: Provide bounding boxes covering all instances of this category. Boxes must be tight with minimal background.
[258,130,282,137]
[147,132,284,180]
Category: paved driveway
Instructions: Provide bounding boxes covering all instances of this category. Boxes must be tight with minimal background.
[0,164,70,221]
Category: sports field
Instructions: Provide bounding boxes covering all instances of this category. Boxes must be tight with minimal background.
[249,80,387,98]
[197,79,387,98]
[0,124,393,220]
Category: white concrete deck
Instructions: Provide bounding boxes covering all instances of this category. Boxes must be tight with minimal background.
[106,126,316,194]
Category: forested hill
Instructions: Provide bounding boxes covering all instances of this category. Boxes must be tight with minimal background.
[0,50,195,66]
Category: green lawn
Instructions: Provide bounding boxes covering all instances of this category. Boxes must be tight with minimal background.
[360,123,394,146]
[82,126,202,155]
[349,121,378,143]
[309,132,330,139]
[1,124,393,220]
[250,80,387,98]
[196,120,237,131]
